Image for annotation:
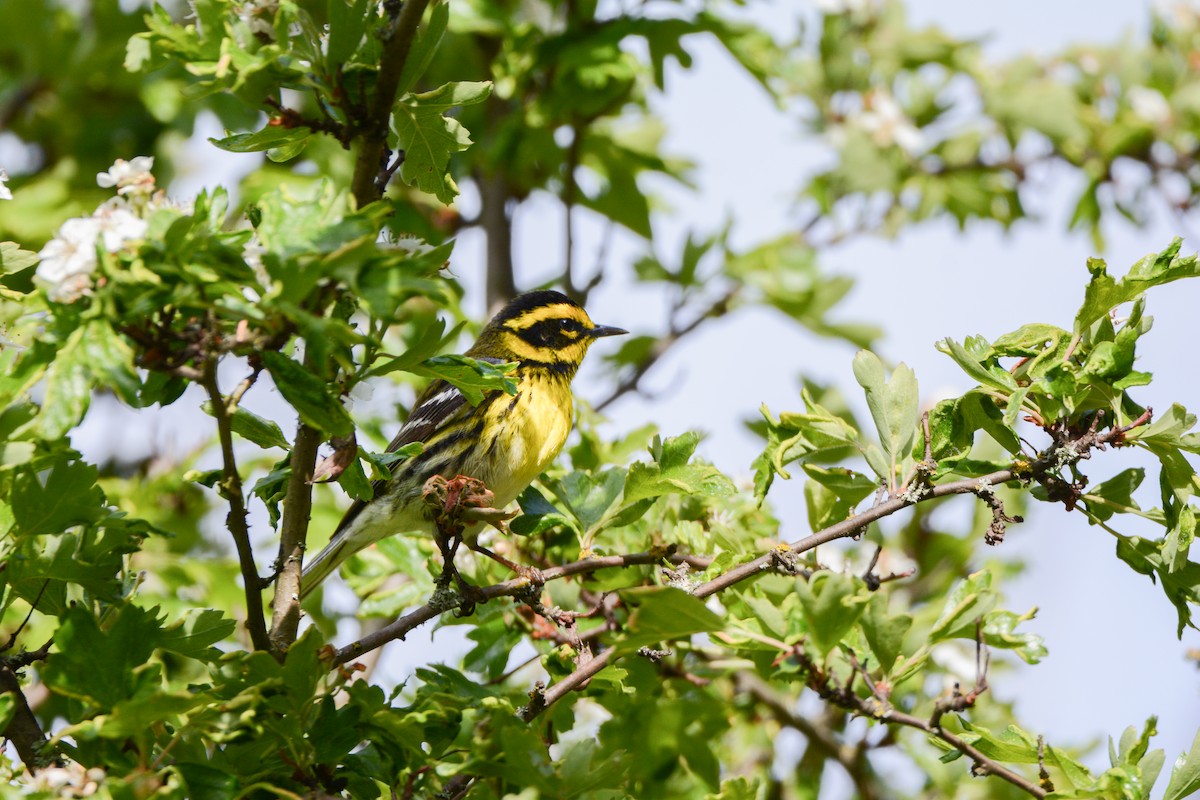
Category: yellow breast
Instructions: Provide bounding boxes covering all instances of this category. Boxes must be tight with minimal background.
[468,373,574,507]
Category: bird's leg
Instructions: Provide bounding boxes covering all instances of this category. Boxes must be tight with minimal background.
[432,527,463,590]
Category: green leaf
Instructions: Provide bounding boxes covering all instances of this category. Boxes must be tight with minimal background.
[510,485,573,537]
[929,571,999,641]
[795,572,869,658]
[854,350,920,477]
[936,336,1017,392]
[261,350,355,437]
[1164,728,1200,800]
[0,241,39,274]
[617,586,723,651]
[202,402,290,450]
[623,433,735,506]
[174,763,237,800]
[409,354,518,405]
[859,593,912,672]
[392,81,492,203]
[158,608,237,660]
[1114,533,1200,636]
[11,458,105,537]
[803,464,876,531]
[42,605,162,707]
[326,0,372,65]
[396,0,448,95]
[983,609,1047,664]
[1075,240,1200,334]
[211,125,311,158]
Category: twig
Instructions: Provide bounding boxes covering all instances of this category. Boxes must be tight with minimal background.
[0,662,58,771]
[594,286,738,411]
[734,671,882,800]
[2,581,48,653]
[786,638,1041,797]
[332,548,703,664]
[201,359,271,653]
[349,0,434,205]
[514,409,1152,720]
[269,422,323,656]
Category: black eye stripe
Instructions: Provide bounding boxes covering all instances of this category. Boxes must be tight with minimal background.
[515,318,583,348]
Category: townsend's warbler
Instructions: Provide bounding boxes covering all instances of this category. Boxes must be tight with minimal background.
[300,290,626,596]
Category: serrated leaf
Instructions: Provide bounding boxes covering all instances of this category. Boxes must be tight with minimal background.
[410,354,517,405]
[392,81,492,203]
[158,608,237,660]
[261,350,355,437]
[623,433,734,505]
[617,586,723,651]
[11,458,105,537]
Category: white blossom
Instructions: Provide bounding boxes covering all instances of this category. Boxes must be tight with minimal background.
[856,89,924,154]
[0,169,11,201]
[239,0,280,38]
[1129,86,1172,125]
[96,156,156,195]
[37,217,102,285]
[94,202,148,252]
[243,234,271,287]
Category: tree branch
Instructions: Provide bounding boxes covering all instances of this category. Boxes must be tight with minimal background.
[201,360,271,653]
[514,408,1152,720]
[269,422,323,656]
[349,0,434,206]
[0,662,57,771]
[332,548,708,664]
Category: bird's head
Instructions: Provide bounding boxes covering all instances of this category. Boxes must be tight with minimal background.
[473,290,627,376]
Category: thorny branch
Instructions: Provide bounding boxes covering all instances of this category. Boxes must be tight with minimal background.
[782,627,1045,797]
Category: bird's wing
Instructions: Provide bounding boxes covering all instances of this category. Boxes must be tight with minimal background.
[330,357,507,537]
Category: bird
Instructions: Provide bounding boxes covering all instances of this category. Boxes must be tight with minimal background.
[299,290,627,598]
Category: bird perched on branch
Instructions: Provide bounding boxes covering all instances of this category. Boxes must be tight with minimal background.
[300,290,627,597]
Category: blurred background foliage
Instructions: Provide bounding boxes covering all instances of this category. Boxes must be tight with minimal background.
[1,1,1200,798]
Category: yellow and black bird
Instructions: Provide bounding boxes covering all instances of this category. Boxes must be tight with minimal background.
[300,290,626,596]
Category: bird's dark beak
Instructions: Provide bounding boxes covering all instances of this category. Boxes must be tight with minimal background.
[589,324,628,338]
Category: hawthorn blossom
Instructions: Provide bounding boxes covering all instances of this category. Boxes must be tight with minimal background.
[239,0,279,38]
[96,156,156,195]
[1129,86,1172,125]
[0,169,11,200]
[37,216,103,302]
[94,199,149,251]
[857,89,924,154]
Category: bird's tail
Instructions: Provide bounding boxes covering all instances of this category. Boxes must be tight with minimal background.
[299,533,354,600]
